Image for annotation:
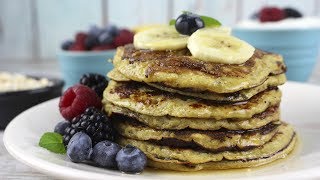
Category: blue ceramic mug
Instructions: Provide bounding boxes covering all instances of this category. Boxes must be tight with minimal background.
[233,28,320,82]
[57,50,116,88]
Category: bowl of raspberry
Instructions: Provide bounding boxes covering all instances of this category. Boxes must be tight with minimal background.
[234,7,320,82]
[57,25,134,88]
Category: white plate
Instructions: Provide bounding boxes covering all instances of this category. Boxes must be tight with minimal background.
[3,82,320,180]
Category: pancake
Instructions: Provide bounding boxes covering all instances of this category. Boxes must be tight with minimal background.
[107,69,286,102]
[117,123,296,170]
[147,134,295,171]
[103,80,281,119]
[113,118,281,152]
[105,102,280,130]
[113,45,286,93]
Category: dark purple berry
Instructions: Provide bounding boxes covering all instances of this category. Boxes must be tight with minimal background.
[175,13,204,35]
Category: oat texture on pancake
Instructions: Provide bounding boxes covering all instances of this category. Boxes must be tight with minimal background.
[102,12,296,171]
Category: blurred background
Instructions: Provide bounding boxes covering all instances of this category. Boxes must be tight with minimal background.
[0,0,320,83]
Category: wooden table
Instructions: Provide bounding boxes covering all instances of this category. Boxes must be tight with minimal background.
[0,63,319,179]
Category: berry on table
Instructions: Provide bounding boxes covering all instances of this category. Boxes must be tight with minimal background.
[63,107,114,146]
[54,121,71,135]
[79,73,108,98]
[175,13,204,35]
[67,132,92,163]
[259,7,285,22]
[91,140,121,168]
[59,84,101,121]
[116,145,147,174]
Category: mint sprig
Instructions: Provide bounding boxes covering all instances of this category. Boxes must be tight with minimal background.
[200,15,221,27]
[169,19,176,25]
[39,132,66,154]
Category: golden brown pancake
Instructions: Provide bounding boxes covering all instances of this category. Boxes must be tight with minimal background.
[103,80,281,119]
[113,118,281,152]
[113,45,286,93]
[117,123,296,171]
[105,102,280,130]
[107,68,286,102]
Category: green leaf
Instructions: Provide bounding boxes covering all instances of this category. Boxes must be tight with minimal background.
[39,132,66,154]
[169,19,176,25]
[200,15,222,27]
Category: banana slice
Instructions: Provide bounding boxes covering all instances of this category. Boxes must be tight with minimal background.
[188,28,255,64]
[134,26,189,50]
[198,26,232,35]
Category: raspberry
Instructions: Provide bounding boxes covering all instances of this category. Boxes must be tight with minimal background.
[91,44,115,51]
[113,29,134,47]
[259,7,285,22]
[69,32,88,51]
[59,84,102,121]
[69,44,86,51]
[63,107,115,146]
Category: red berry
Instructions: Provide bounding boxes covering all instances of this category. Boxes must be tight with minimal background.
[91,44,116,51]
[259,7,285,22]
[69,44,86,51]
[59,84,101,121]
[113,29,134,47]
[68,32,88,51]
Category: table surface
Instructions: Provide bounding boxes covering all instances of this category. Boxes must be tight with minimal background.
[0,63,320,179]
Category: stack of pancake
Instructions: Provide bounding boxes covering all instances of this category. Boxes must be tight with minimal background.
[103,44,297,171]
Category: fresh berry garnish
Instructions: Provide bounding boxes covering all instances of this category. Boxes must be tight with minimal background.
[175,12,204,35]
[61,40,74,50]
[59,84,101,121]
[91,44,116,51]
[113,29,134,47]
[54,121,71,135]
[63,107,115,146]
[259,7,285,22]
[91,140,121,168]
[79,73,108,98]
[67,132,92,163]
[284,7,302,18]
[116,145,147,174]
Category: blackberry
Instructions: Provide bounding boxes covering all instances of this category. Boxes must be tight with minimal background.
[79,73,108,97]
[63,107,114,146]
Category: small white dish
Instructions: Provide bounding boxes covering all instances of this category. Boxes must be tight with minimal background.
[3,82,320,179]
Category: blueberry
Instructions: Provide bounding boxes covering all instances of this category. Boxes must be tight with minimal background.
[116,145,147,174]
[98,31,114,45]
[54,121,70,135]
[61,40,73,50]
[91,140,121,168]
[105,25,119,37]
[284,8,302,18]
[67,132,92,163]
[175,13,204,35]
[88,25,102,36]
[85,34,99,49]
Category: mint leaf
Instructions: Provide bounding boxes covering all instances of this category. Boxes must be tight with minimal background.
[39,132,66,154]
[169,19,176,25]
[200,15,221,27]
